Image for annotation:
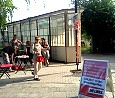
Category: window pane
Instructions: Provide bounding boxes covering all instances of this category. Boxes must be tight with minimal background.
[31,37,35,43]
[51,27,57,35]
[44,29,48,35]
[30,21,36,30]
[39,29,44,35]
[21,24,24,31]
[51,19,57,27]
[57,18,63,26]
[21,23,29,31]
[31,30,37,36]
[51,36,58,46]
[9,32,13,39]
[50,13,65,46]
[25,25,29,30]
[14,24,20,32]
[68,13,76,46]
[8,25,13,32]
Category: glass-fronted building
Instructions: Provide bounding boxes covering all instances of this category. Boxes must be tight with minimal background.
[7,8,83,63]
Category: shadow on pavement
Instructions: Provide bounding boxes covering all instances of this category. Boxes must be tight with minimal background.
[0,76,33,87]
[64,72,82,77]
[0,71,79,87]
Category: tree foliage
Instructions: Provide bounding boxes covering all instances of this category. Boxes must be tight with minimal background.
[0,0,16,35]
[72,0,115,52]
[0,0,30,36]
[80,0,115,37]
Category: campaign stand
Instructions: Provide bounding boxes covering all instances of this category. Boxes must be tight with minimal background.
[78,59,114,98]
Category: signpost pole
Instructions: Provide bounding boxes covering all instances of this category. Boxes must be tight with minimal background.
[75,0,81,71]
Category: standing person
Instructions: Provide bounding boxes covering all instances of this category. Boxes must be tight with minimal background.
[24,41,33,65]
[9,34,22,63]
[41,38,50,67]
[9,34,22,48]
[32,36,43,81]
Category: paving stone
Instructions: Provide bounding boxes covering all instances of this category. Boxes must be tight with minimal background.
[0,54,115,98]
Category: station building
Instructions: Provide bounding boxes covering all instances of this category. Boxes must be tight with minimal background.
[7,8,83,63]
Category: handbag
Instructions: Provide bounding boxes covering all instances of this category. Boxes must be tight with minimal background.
[12,65,24,70]
[36,55,44,62]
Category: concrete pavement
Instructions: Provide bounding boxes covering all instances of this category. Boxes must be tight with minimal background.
[0,54,115,98]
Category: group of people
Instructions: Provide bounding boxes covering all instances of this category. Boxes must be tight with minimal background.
[1,35,50,81]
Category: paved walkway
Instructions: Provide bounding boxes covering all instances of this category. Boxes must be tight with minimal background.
[0,54,115,98]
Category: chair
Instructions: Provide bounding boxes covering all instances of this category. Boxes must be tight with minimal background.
[0,64,12,79]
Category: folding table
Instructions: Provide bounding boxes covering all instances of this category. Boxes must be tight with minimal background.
[0,64,12,79]
[15,55,30,74]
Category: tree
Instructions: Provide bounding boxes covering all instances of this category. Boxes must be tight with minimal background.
[0,0,31,34]
[0,0,16,35]
[0,0,30,47]
[71,0,115,53]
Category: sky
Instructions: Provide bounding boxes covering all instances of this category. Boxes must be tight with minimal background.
[12,0,73,22]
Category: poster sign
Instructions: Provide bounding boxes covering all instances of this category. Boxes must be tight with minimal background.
[74,19,80,31]
[78,59,108,98]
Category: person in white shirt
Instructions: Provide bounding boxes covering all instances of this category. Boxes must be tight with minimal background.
[32,36,43,81]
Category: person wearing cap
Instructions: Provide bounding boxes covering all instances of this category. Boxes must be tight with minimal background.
[32,36,43,81]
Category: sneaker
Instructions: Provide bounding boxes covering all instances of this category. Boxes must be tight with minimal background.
[8,70,15,72]
[34,78,40,81]
[32,71,34,75]
[9,68,15,72]
[46,64,49,67]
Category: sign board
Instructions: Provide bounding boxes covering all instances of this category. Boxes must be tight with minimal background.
[78,59,108,98]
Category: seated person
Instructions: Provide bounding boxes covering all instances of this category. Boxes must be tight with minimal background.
[1,44,15,71]
[9,34,22,48]
[1,45,15,64]
[23,41,33,65]
[9,35,22,64]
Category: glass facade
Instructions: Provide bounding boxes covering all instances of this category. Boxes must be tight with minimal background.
[7,9,81,62]
[8,24,13,41]
[21,21,30,45]
[30,20,37,43]
[7,10,76,47]
[14,23,21,40]
[37,18,49,43]
[50,14,65,46]
[68,13,76,46]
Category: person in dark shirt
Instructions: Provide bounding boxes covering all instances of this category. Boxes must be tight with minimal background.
[24,41,33,65]
[1,45,15,64]
[9,34,22,48]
